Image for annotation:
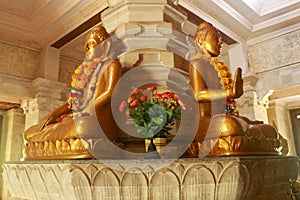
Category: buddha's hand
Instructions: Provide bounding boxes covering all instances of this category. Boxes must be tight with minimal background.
[227,67,243,99]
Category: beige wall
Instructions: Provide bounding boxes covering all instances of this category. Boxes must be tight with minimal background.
[246,29,300,155]
[247,29,300,100]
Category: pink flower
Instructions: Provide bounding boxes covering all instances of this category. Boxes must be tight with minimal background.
[128,96,135,103]
[131,89,142,94]
[147,86,157,91]
[178,98,187,110]
[119,100,127,112]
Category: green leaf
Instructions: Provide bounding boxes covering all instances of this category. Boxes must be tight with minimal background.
[152,117,164,125]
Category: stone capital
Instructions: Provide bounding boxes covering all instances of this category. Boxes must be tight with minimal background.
[31,77,68,99]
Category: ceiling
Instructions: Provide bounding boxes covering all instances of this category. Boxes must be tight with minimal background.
[0,0,299,62]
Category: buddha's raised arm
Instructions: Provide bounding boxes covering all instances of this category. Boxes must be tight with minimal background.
[189,64,243,103]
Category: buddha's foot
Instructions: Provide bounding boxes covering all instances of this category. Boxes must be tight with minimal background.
[186,134,286,157]
[23,138,124,160]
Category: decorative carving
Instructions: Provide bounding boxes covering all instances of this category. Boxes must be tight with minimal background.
[3,157,298,200]
[0,42,40,79]
[247,30,300,74]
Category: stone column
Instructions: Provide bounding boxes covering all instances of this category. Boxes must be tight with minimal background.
[236,72,259,120]
[101,0,191,153]
[228,43,249,75]
[267,99,297,156]
[22,78,67,130]
[0,109,25,200]
[39,46,60,81]
[1,108,25,162]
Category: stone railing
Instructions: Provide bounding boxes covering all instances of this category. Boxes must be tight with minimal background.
[3,156,298,200]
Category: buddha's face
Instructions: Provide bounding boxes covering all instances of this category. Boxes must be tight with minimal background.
[202,28,223,57]
[85,38,100,58]
[195,25,223,57]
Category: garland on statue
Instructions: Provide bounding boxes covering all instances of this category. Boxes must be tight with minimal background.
[193,53,239,115]
[67,57,107,112]
[193,53,233,90]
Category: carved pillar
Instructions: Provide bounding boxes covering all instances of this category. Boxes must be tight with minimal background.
[228,43,249,75]
[0,108,25,200]
[101,0,191,152]
[22,78,67,129]
[102,0,190,70]
[236,72,259,120]
[267,99,297,156]
[1,108,25,162]
[39,46,60,81]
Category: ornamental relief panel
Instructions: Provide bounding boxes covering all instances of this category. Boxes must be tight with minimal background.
[3,157,298,200]
[247,30,300,73]
[0,42,40,79]
[59,58,80,84]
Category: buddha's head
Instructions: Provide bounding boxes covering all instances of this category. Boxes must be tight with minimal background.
[194,22,223,57]
[84,25,110,59]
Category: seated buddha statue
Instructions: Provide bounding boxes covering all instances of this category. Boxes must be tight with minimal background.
[23,25,123,160]
[186,22,288,157]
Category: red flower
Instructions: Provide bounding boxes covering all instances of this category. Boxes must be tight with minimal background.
[131,89,142,94]
[152,94,161,99]
[140,95,147,101]
[130,99,139,107]
[147,86,157,91]
[162,92,174,99]
[226,99,235,104]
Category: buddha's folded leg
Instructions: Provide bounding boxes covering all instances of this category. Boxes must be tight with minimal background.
[24,124,43,142]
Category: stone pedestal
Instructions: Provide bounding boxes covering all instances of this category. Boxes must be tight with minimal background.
[3,156,298,200]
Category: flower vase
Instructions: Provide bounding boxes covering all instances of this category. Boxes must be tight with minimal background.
[144,137,161,159]
[145,137,167,156]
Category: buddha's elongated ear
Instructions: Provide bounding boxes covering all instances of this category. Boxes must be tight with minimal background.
[102,40,111,59]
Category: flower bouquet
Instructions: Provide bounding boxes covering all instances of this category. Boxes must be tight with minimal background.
[119,86,186,140]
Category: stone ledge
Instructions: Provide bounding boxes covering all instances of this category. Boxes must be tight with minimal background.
[3,156,298,200]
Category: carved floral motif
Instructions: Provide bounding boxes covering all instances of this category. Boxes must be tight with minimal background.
[3,157,298,200]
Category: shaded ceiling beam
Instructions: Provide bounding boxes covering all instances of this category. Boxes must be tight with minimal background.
[51,5,236,49]
[51,8,108,49]
[0,102,20,111]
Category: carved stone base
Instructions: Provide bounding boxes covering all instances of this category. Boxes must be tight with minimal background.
[3,156,298,200]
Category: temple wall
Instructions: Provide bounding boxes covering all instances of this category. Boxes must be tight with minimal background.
[0,43,72,199]
[245,29,300,156]
[58,57,80,85]
[247,29,300,100]
[0,42,40,80]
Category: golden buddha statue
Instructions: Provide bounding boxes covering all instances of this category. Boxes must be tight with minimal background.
[23,25,123,160]
[186,22,288,157]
